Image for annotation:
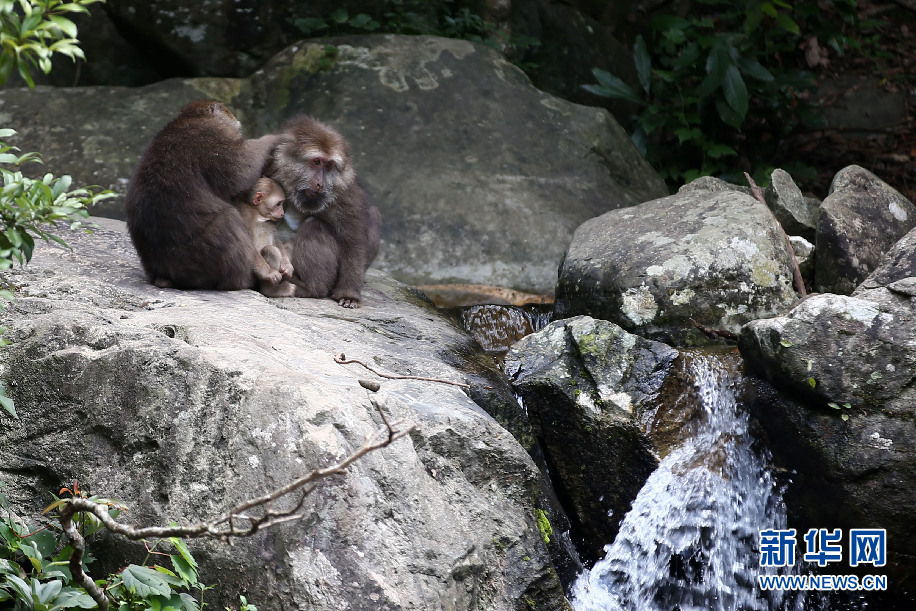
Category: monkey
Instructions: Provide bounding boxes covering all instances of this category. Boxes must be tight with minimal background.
[268,116,381,308]
[126,99,284,291]
[234,177,297,298]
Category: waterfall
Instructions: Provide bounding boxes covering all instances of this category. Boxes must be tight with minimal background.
[570,351,791,611]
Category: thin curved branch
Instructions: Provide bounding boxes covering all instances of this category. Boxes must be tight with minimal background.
[334,352,471,388]
[56,403,415,610]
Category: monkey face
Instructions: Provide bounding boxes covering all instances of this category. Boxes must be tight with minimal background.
[261,194,285,222]
[270,116,357,216]
[274,148,344,214]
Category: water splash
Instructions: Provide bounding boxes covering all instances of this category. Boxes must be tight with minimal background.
[459,304,552,352]
[571,351,789,611]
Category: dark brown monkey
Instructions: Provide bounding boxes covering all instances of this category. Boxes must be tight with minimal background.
[126,99,282,290]
[269,116,381,308]
[234,177,296,298]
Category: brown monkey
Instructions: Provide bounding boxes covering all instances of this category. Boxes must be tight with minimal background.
[126,99,283,290]
[269,116,381,308]
[234,177,296,297]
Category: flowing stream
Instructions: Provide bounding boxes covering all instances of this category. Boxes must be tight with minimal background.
[570,351,792,611]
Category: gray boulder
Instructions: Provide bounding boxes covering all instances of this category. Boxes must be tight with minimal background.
[0,220,569,611]
[0,34,666,295]
[764,168,818,242]
[815,165,916,294]
[554,189,799,346]
[504,316,677,560]
[739,293,915,412]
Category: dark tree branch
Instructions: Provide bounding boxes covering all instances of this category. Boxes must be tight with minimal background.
[55,403,415,611]
[690,318,740,342]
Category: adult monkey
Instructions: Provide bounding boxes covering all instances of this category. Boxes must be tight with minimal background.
[269,116,381,308]
[126,99,283,290]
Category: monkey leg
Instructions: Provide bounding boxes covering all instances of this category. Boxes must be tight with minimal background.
[261,245,294,279]
[290,217,339,298]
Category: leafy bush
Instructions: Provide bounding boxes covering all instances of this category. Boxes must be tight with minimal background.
[0,0,116,419]
[0,0,105,87]
[1,482,214,611]
[584,0,866,190]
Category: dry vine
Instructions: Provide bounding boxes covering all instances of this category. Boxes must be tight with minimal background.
[53,403,415,611]
[334,352,471,388]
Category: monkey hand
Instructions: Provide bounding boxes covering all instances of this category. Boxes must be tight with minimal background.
[279,261,294,278]
[263,270,283,285]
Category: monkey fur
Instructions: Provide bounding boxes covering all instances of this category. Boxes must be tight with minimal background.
[269,116,381,308]
[126,99,282,290]
[234,177,296,298]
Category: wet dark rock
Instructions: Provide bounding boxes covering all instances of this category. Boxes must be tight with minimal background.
[504,316,677,560]
[740,221,916,593]
[555,189,799,346]
[815,165,916,295]
[743,378,916,593]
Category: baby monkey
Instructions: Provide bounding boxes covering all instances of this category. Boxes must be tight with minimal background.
[235,177,296,297]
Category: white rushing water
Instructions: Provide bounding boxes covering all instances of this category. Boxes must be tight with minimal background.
[571,351,790,611]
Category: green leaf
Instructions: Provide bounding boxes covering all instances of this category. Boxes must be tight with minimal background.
[715,95,744,129]
[775,13,800,35]
[706,143,737,159]
[168,537,197,570]
[329,7,348,24]
[722,64,748,119]
[808,377,816,388]
[46,15,78,38]
[828,402,840,410]
[583,68,643,104]
[120,564,174,598]
[0,386,15,418]
[633,35,651,95]
[735,55,774,81]
[696,44,729,99]
[170,554,197,586]
[779,339,793,347]
[24,526,57,558]
[841,413,849,421]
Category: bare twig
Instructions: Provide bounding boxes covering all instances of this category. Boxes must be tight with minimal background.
[690,318,740,342]
[55,403,415,611]
[744,172,808,298]
[334,353,471,388]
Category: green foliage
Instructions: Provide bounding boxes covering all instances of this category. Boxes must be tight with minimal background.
[226,595,257,611]
[0,1,116,419]
[292,0,539,69]
[1,485,233,611]
[584,0,867,190]
[0,0,106,88]
[0,134,116,272]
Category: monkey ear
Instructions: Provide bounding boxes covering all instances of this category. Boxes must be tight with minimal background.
[252,191,265,206]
